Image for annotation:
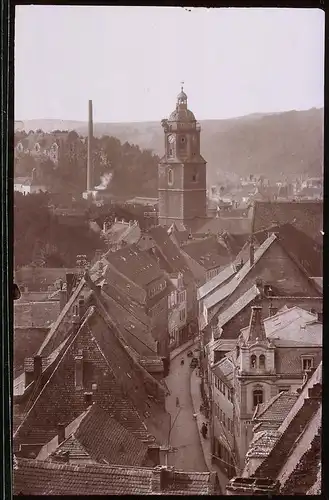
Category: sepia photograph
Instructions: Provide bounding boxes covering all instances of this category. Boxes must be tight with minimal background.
[12,5,323,495]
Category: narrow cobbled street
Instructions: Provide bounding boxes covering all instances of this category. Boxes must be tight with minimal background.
[165,347,208,472]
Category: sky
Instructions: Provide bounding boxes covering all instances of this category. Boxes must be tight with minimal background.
[15,6,324,123]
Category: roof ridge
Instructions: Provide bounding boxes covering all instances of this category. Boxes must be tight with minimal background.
[256,391,284,419]
[14,307,96,439]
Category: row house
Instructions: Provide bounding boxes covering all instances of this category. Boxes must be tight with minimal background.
[13,276,170,464]
[198,224,322,341]
[227,362,322,495]
[207,305,322,475]
[138,225,198,348]
[103,243,173,358]
[14,460,220,495]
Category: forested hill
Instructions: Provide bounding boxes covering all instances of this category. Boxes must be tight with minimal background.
[18,107,323,184]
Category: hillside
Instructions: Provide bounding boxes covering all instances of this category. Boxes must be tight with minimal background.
[18,107,323,183]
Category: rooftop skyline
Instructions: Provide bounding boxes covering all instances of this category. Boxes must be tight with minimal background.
[15,6,324,123]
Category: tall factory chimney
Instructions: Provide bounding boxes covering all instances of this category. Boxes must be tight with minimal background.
[87,99,93,191]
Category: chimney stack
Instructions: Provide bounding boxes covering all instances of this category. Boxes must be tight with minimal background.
[147,444,160,466]
[33,355,43,381]
[87,99,93,191]
[57,423,66,444]
[249,238,255,266]
[74,350,84,390]
[84,392,93,406]
[66,273,75,298]
[59,289,67,311]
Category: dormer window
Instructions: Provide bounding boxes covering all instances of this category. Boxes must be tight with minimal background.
[302,357,313,371]
[251,355,257,369]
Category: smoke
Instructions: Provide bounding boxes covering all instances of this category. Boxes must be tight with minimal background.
[94,172,113,191]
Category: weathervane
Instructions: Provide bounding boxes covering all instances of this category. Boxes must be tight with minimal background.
[180,81,185,91]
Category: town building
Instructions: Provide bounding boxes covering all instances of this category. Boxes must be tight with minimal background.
[158,87,207,231]
[207,305,322,473]
[14,168,47,195]
[103,244,173,358]
[14,460,220,495]
[229,362,322,495]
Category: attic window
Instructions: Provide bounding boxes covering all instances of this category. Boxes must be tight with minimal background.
[253,388,264,408]
[302,357,313,371]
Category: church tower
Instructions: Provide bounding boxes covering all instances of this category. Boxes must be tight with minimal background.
[158,86,207,231]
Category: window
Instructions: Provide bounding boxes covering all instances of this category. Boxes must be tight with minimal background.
[181,136,186,143]
[259,354,266,369]
[228,388,233,402]
[251,354,257,369]
[179,309,186,322]
[302,357,313,371]
[253,388,264,408]
[168,169,173,185]
[178,290,186,304]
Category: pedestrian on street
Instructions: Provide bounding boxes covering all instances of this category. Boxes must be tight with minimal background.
[201,422,208,438]
[176,396,179,407]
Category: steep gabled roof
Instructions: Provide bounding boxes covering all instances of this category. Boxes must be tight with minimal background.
[197,217,252,235]
[198,264,236,300]
[250,200,323,243]
[14,305,169,448]
[104,244,165,288]
[13,459,218,496]
[147,226,192,276]
[214,284,261,330]
[49,404,148,466]
[182,236,231,270]
[253,392,299,423]
[253,223,323,277]
[204,234,276,311]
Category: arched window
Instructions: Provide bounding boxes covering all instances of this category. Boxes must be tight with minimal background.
[259,354,266,369]
[168,169,173,185]
[253,388,263,408]
[250,354,257,369]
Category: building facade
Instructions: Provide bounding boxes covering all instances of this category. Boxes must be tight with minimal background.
[158,87,207,232]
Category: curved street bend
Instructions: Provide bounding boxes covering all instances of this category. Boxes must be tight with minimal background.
[165,349,208,472]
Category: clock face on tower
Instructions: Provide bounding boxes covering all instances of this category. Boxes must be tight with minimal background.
[167,134,175,144]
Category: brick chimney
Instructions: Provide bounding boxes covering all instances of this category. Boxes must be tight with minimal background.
[78,297,86,319]
[66,273,75,298]
[33,355,43,381]
[147,444,160,466]
[59,289,67,311]
[57,423,66,444]
[84,392,93,406]
[269,305,278,317]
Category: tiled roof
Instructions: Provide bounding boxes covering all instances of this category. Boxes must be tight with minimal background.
[253,395,321,480]
[104,265,146,305]
[203,233,277,311]
[241,306,322,346]
[50,404,148,466]
[14,305,169,448]
[197,217,252,235]
[246,430,281,459]
[100,284,157,356]
[104,244,165,288]
[182,236,231,270]
[13,459,217,495]
[252,223,323,277]
[280,431,321,495]
[214,284,261,329]
[147,226,192,276]
[104,221,141,246]
[250,200,323,243]
[253,392,299,423]
[197,264,236,300]
[14,301,60,328]
[14,327,49,378]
